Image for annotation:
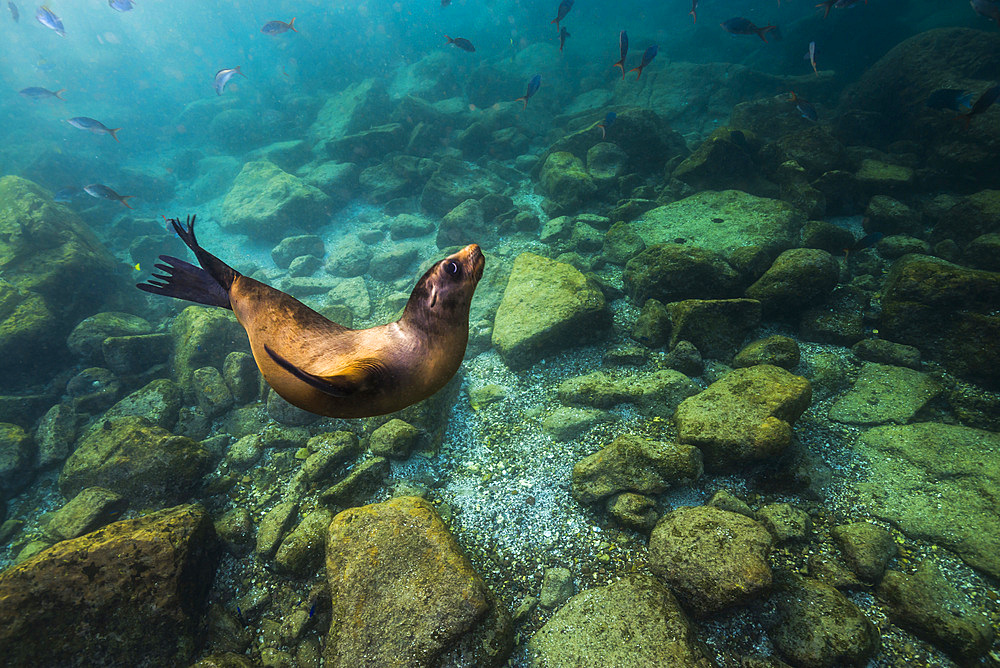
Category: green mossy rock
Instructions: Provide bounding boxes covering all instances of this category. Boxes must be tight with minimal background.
[624,243,741,305]
[170,306,248,393]
[539,152,597,213]
[733,335,800,369]
[666,298,761,360]
[745,248,840,313]
[67,312,152,363]
[309,79,390,144]
[420,157,506,216]
[828,362,941,425]
[221,160,332,240]
[325,496,512,667]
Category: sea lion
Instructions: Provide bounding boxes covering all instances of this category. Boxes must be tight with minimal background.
[138,215,484,418]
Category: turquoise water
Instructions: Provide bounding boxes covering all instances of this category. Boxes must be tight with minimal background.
[1,0,999,666]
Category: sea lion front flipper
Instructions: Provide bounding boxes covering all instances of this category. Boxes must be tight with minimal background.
[264,345,386,397]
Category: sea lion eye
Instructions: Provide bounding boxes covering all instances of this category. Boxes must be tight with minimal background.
[446,261,461,276]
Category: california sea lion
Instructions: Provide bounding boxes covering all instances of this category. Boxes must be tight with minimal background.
[138,215,484,418]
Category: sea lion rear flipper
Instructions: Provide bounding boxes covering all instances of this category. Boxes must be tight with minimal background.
[264,345,386,397]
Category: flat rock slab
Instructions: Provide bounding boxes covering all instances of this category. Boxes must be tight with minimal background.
[829,362,941,425]
[630,189,803,262]
[854,423,1000,579]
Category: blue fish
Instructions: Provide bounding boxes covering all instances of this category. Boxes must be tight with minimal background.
[19,86,65,100]
[612,30,628,78]
[628,45,658,79]
[789,92,817,122]
[261,17,296,34]
[515,74,541,109]
[721,17,777,42]
[550,0,573,31]
[35,5,64,36]
[214,66,245,95]
[108,0,134,12]
[8,1,18,22]
[308,603,316,618]
[66,116,121,141]
[925,88,974,112]
[597,112,616,140]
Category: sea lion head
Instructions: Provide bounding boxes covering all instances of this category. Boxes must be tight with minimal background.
[404,244,485,324]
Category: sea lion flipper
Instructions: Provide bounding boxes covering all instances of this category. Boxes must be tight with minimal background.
[264,345,385,397]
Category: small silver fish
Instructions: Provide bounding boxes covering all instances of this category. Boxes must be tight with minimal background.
[84,184,134,208]
[19,86,65,100]
[214,66,245,95]
[66,116,121,141]
[35,5,64,36]
[108,0,134,11]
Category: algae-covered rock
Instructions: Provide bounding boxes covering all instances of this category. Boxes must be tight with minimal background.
[0,504,217,667]
[854,422,1000,579]
[303,161,359,205]
[675,364,812,470]
[492,252,609,369]
[103,378,183,430]
[831,521,896,584]
[649,505,773,617]
[666,298,761,360]
[745,248,840,313]
[586,142,628,184]
[438,198,492,250]
[602,221,646,265]
[44,486,127,541]
[881,254,1000,387]
[220,160,332,240]
[623,243,741,305]
[59,416,211,505]
[756,503,811,543]
[769,575,880,667]
[170,306,248,393]
[67,312,152,363]
[420,157,506,216]
[274,508,335,576]
[0,422,33,498]
[571,434,702,506]
[309,78,390,143]
[539,152,597,213]
[734,335,800,369]
[672,127,761,192]
[630,190,804,264]
[325,496,512,667]
[369,419,421,459]
[828,362,940,425]
[527,576,714,668]
[557,369,699,413]
[271,235,325,270]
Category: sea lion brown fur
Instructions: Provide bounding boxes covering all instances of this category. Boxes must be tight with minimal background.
[138,215,484,418]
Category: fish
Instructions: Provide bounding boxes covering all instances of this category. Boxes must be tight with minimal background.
[53,186,79,203]
[84,183,134,208]
[842,231,882,258]
[596,111,616,140]
[66,116,121,141]
[559,26,570,52]
[628,44,658,79]
[805,41,817,75]
[445,35,475,52]
[261,17,296,34]
[8,1,17,22]
[514,74,541,109]
[214,66,245,95]
[971,0,1000,26]
[721,17,777,42]
[35,5,64,36]
[441,0,450,5]
[19,86,65,100]
[959,83,1000,128]
[550,0,573,31]
[108,0,134,11]
[925,88,974,111]
[690,0,698,23]
[612,30,628,79]
[789,91,817,121]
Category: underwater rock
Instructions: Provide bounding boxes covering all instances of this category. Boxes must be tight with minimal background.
[539,567,574,609]
[963,232,1000,271]
[324,123,406,164]
[438,198,491,250]
[325,496,513,667]
[248,140,311,173]
[631,297,670,347]
[649,505,773,618]
[389,53,463,102]
[929,189,1000,247]
[775,126,847,180]
[303,161,359,205]
[800,220,855,255]
[309,78,390,145]
[527,575,712,667]
[44,486,127,541]
[266,388,320,427]
[539,151,596,214]
[319,456,390,507]
[256,500,298,561]
[631,190,803,265]
[571,434,702,506]
[420,157,506,216]
[102,333,172,376]
[855,158,914,194]
[60,416,211,505]
[170,306,248,394]
[880,254,1000,387]
[602,221,646,265]
[0,176,120,383]
[390,213,435,240]
[271,235,325,269]
[769,574,880,667]
[707,489,753,518]
[0,423,33,498]
[103,378,183,431]
[557,369,699,413]
[830,521,896,584]
[369,419,421,459]
[327,276,372,320]
[220,160,332,240]
[756,503,811,544]
[672,127,769,194]
[745,248,840,314]
[186,155,242,203]
[865,195,918,236]
[666,299,761,361]
[828,363,941,425]
[624,243,741,305]
[733,335,800,370]
[492,252,609,369]
[34,403,79,468]
[851,339,921,370]
[209,108,267,153]
[368,244,418,281]
[585,142,628,185]
[663,340,705,378]
[540,406,613,441]
[274,508,335,576]
[222,351,260,404]
[66,367,120,414]
[288,254,322,277]
[0,504,217,666]
[731,95,821,143]
[325,236,374,278]
[774,160,827,219]
[875,234,929,260]
[675,364,812,471]
[877,561,994,663]
[359,156,428,203]
[539,215,573,245]
[191,366,235,419]
[854,422,1000,579]
[606,492,659,532]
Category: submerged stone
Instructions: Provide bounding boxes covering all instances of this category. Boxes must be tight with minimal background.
[828,362,941,425]
[221,160,332,240]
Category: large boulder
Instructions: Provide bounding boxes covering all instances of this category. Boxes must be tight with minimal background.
[828,362,941,425]
[220,160,332,240]
[170,306,249,393]
[526,576,715,667]
[492,253,609,369]
[420,158,507,216]
[880,254,1000,387]
[309,78,390,144]
[324,496,512,667]
[745,248,840,313]
[674,364,812,470]
[0,504,218,667]
[624,244,741,305]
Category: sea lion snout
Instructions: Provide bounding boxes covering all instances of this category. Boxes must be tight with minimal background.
[459,243,485,281]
